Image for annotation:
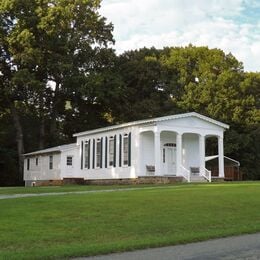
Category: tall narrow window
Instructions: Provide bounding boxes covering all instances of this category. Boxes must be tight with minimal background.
[67,156,73,166]
[109,136,114,166]
[27,158,30,170]
[96,139,101,168]
[35,157,38,166]
[84,140,90,168]
[123,134,129,166]
[49,155,53,170]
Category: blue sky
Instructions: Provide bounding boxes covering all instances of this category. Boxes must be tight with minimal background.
[100,0,260,72]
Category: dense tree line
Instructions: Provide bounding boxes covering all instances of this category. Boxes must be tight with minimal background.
[0,0,259,185]
[110,47,260,180]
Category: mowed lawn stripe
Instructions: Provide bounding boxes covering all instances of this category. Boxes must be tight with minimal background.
[0,183,260,259]
[0,183,225,199]
[0,184,196,199]
[0,184,183,195]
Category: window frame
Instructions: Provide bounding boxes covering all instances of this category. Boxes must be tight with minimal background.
[84,140,90,168]
[96,138,101,168]
[27,158,30,171]
[123,134,129,166]
[164,143,176,147]
[49,155,53,170]
[108,136,114,167]
[66,155,73,166]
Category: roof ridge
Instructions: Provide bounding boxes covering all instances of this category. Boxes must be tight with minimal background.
[73,112,229,137]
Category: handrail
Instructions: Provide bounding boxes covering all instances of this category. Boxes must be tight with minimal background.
[181,165,190,182]
[201,167,212,182]
[206,155,240,167]
[224,156,240,166]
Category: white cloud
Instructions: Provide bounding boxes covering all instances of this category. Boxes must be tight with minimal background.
[101,0,260,71]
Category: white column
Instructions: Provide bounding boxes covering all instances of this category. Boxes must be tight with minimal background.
[218,136,224,177]
[154,131,161,176]
[199,135,205,176]
[176,133,182,176]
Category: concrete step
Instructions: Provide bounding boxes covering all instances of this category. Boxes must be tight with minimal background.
[190,175,208,182]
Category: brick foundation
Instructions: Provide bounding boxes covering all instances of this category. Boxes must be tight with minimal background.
[85,176,184,185]
[25,179,63,187]
[25,175,207,187]
[137,176,184,184]
[63,178,85,185]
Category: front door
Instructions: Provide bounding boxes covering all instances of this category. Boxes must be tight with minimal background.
[164,147,176,175]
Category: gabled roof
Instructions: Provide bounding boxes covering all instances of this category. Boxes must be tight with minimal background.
[73,112,229,137]
[24,143,77,156]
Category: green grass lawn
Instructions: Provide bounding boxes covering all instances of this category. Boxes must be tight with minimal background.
[0,183,183,195]
[0,184,159,195]
[0,182,260,259]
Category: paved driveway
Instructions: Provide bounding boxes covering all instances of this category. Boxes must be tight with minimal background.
[76,233,260,260]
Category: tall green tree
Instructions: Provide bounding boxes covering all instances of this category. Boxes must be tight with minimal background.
[112,46,260,179]
[160,46,260,178]
[160,46,243,120]
[0,0,114,182]
[111,48,178,123]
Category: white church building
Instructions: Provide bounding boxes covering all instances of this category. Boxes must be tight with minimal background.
[23,112,230,186]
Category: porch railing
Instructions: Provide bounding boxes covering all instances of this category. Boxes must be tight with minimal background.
[201,167,212,182]
[181,165,191,182]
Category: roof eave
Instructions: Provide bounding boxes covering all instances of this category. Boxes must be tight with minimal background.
[24,150,61,157]
[73,112,229,137]
[23,143,77,157]
[191,112,229,129]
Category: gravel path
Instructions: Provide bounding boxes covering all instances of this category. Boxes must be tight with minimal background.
[76,233,260,260]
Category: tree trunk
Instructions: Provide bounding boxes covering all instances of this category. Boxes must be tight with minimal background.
[49,81,60,145]
[39,92,45,149]
[50,110,57,138]
[10,103,24,183]
[39,117,45,149]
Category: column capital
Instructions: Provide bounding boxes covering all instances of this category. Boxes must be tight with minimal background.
[154,131,161,137]
[153,126,161,135]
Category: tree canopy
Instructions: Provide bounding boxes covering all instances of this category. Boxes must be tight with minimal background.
[0,1,259,185]
[111,46,259,178]
[0,0,115,181]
